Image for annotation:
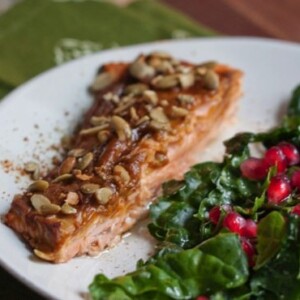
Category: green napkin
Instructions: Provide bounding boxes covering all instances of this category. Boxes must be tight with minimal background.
[0,0,214,98]
[0,0,214,299]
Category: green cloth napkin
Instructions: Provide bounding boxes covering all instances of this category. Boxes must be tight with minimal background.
[0,0,214,299]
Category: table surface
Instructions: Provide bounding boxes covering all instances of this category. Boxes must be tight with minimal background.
[163,0,300,43]
[0,0,299,299]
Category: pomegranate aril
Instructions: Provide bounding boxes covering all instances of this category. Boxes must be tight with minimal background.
[242,219,257,238]
[264,146,287,173]
[267,175,291,204]
[241,239,255,267]
[291,204,300,216]
[223,212,246,234]
[208,205,231,224]
[240,157,268,180]
[278,142,300,166]
[291,170,300,189]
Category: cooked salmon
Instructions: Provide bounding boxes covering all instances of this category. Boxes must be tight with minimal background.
[5,52,243,263]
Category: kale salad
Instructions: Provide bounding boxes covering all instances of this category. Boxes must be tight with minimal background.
[90,85,300,300]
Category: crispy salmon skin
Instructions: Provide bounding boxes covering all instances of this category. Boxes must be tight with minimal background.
[5,52,243,263]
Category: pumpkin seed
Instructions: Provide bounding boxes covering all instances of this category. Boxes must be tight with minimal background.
[90,116,110,126]
[81,183,100,194]
[114,165,130,184]
[79,124,109,135]
[34,249,54,261]
[178,73,195,89]
[97,130,110,144]
[113,96,136,114]
[61,203,77,215]
[90,72,115,91]
[95,187,113,205]
[68,148,86,158]
[136,115,150,125]
[203,70,219,90]
[151,75,178,89]
[30,194,60,214]
[177,94,195,105]
[32,167,40,180]
[149,107,169,123]
[65,191,79,205]
[61,135,72,150]
[130,107,139,121]
[176,65,192,74]
[111,116,131,141]
[149,51,171,59]
[52,173,73,183]
[24,161,38,173]
[77,152,93,170]
[143,90,158,105]
[28,180,49,192]
[124,83,148,96]
[195,67,207,76]
[129,59,155,81]
[154,60,174,74]
[60,156,76,175]
[171,106,189,118]
[160,99,169,107]
[149,120,171,131]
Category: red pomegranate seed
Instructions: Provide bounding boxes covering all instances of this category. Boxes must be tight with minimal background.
[223,212,246,234]
[278,142,300,166]
[241,219,257,238]
[264,146,287,173]
[291,204,300,216]
[240,157,268,180]
[241,239,255,266]
[196,297,209,300]
[267,175,291,204]
[209,205,231,224]
[291,170,300,189]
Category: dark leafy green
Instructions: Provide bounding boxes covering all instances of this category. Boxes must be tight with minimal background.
[251,216,300,299]
[90,86,300,300]
[89,234,248,300]
[255,211,287,269]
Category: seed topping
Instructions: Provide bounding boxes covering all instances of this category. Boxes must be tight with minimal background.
[178,73,195,89]
[151,75,178,89]
[68,148,86,158]
[28,180,49,192]
[60,156,76,175]
[129,58,155,81]
[77,152,93,171]
[24,161,39,173]
[114,165,130,184]
[98,130,110,144]
[95,187,113,205]
[61,203,77,215]
[111,116,131,141]
[203,70,219,90]
[30,194,61,215]
[124,83,148,96]
[80,183,100,194]
[79,124,109,136]
[52,173,73,183]
[91,72,115,91]
[171,106,189,118]
[65,192,79,205]
[143,90,158,105]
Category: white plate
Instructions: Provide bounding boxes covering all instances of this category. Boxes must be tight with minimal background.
[1,37,300,300]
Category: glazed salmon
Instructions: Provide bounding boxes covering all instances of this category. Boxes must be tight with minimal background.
[5,52,243,263]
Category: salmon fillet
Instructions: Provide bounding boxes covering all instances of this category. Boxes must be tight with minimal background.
[5,52,243,263]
